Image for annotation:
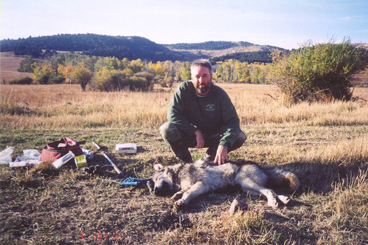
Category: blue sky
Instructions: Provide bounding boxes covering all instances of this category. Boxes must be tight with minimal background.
[1,0,367,49]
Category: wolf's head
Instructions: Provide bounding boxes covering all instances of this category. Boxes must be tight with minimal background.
[152,164,175,196]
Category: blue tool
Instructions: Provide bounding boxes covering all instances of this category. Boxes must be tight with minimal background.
[120,177,149,187]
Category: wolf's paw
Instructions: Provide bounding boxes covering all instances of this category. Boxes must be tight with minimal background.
[267,199,279,208]
[173,199,185,212]
[278,195,290,205]
[175,199,185,207]
[171,191,184,200]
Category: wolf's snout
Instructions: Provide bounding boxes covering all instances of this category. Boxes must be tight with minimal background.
[154,181,169,196]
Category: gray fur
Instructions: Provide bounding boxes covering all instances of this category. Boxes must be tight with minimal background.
[152,160,300,209]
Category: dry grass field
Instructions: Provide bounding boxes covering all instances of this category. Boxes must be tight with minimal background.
[1,83,368,244]
[0,52,34,82]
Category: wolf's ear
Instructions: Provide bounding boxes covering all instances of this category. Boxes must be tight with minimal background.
[154,164,164,171]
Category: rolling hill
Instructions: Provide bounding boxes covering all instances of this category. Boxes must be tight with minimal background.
[0,34,283,63]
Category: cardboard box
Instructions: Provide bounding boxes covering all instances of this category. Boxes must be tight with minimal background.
[74,154,88,168]
[115,143,137,154]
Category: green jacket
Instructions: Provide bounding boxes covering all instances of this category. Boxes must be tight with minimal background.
[167,81,240,148]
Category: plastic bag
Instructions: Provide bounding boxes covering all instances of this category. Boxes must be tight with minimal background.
[0,147,14,164]
[9,149,42,167]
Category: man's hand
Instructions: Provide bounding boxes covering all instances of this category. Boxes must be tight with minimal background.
[194,130,205,148]
[214,145,228,165]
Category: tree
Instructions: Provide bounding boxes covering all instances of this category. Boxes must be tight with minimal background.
[70,66,93,91]
[92,69,127,92]
[179,62,191,81]
[58,64,73,83]
[269,39,368,103]
[18,58,38,72]
[33,63,54,84]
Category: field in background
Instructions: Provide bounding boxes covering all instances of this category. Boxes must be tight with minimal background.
[0,52,34,82]
[1,51,367,85]
[1,83,368,244]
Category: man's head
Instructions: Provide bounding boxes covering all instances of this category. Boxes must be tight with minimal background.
[191,59,213,96]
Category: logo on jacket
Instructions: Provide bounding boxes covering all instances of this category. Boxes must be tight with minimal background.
[206,104,215,111]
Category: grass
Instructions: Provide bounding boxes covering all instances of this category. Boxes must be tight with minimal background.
[1,83,368,244]
[0,52,34,82]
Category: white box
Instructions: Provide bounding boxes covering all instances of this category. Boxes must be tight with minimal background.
[115,143,137,154]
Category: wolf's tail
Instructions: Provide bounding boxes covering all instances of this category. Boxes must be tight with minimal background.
[264,168,300,192]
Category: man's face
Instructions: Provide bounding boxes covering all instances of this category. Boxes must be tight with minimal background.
[191,65,212,96]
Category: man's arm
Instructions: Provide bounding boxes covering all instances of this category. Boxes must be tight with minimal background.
[214,145,228,165]
[219,92,240,147]
[167,82,197,135]
[214,92,241,164]
[194,130,205,148]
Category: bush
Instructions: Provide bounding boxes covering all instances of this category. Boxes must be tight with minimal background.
[269,39,368,103]
[37,74,50,84]
[18,58,38,73]
[128,76,152,91]
[91,69,128,92]
[7,77,33,85]
[50,75,66,84]
[159,76,174,88]
[70,66,93,91]
[91,69,154,92]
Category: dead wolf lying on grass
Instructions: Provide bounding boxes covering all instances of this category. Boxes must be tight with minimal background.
[152,160,300,209]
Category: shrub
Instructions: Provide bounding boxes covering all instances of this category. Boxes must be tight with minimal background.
[128,76,152,91]
[18,58,38,73]
[91,69,154,92]
[7,77,33,85]
[91,69,128,92]
[50,75,66,84]
[37,74,50,84]
[159,76,174,88]
[269,39,368,103]
[70,66,93,91]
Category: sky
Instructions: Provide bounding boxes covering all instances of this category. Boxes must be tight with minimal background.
[1,0,368,50]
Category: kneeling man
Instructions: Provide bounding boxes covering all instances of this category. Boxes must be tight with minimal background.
[160,59,246,165]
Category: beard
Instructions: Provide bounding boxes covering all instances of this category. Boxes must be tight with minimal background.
[196,83,210,95]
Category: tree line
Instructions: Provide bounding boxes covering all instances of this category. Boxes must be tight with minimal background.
[0,34,184,62]
[1,34,282,63]
[211,51,274,64]
[9,39,368,103]
[166,41,253,50]
[12,52,271,90]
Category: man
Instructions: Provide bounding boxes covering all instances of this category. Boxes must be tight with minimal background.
[160,59,246,165]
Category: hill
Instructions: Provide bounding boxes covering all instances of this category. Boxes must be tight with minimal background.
[165,41,284,63]
[0,34,193,62]
[0,34,284,63]
[165,41,254,50]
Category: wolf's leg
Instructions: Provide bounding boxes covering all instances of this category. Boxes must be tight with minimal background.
[244,186,290,205]
[171,190,185,200]
[241,189,289,205]
[239,179,279,208]
[175,182,209,209]
[259,188,279,208]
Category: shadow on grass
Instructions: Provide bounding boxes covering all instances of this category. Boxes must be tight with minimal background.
[276,160,368,196]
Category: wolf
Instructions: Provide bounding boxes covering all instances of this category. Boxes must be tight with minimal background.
[152,160,300,209]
